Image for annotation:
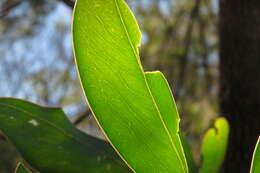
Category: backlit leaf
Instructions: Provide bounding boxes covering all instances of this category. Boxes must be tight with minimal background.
[199,117,229,173]
[73,0,188,172]
[250,136,260,173]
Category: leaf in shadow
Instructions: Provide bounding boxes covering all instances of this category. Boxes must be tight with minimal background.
[0,98,131,173]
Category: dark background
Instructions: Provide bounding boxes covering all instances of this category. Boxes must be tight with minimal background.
[0,0,259,172]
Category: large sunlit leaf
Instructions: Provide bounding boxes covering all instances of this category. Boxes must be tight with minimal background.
[250,136,260,173]
[73,0,188,172]
[199,117,229,173]
[15,163,32,173]
[0,98,131,173]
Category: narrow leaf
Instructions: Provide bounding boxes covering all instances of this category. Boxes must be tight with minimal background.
[199,117,229,173]
[145,71,195,172]
[250,136,260,173]
[180,133,196,173]
[15,163,32,173]
[73,0,188,172]
[145,71,188,169]
[0,98,131,173]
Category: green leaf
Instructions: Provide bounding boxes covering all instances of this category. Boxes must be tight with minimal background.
[250,136,260,173]
[73,0,188,172]
[180,133,196,173]
[15,163,32,173]
[145,71,188,169]
[0,98,131,173]
[199,117,230,173]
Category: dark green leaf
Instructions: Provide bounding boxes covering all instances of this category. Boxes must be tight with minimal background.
[180,133,196,173]
[0,98,131,173]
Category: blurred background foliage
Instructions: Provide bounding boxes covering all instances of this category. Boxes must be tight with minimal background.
[0,0,219,172]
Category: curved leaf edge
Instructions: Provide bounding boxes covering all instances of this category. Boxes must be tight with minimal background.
[250,136,260,173]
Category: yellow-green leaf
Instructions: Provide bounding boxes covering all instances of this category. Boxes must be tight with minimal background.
[73,0,188,172]
[145,71,188,170]
[250,136,260,173]
[199,117,229,173]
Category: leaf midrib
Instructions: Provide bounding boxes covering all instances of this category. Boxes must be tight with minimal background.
[113,0,187,172]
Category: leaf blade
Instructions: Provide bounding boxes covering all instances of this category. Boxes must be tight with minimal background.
[0,98,131,173]
[250,136,260,173]
[145,71,188,171]
[199,117,229,173]
[73,0,188,172]
[180,133,196,173]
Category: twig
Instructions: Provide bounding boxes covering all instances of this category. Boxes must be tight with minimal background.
[0,0,22,18]
[176,0,201,99]
[0,133,7,141]
[0,0,75,18]
[73,108,92,126]
[198,12,212,94]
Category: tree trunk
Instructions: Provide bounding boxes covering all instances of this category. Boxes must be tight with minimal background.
[219,0,260,172]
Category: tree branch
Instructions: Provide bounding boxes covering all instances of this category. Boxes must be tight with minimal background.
[175,0,201,99]
[60,0,75,9]
[0,0,75,18]
[0,0,22,18]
